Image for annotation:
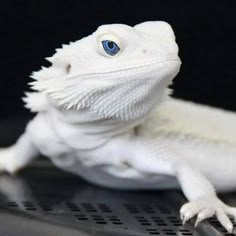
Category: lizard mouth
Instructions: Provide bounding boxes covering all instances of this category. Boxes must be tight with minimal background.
[64,59,181,79]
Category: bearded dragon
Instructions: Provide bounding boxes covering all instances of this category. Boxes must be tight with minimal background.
[1,21,236,232]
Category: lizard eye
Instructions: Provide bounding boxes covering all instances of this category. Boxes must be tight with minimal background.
[97,34,122,57]
[102,40,120,56]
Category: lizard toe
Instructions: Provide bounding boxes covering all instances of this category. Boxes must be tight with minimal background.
[180,196,235,233]
[216,208,233,233]
[180,201,204,224]
[225,206,236,222]
[195,208,215,227]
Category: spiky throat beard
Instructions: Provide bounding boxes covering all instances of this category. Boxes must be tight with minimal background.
[30,62,177,124]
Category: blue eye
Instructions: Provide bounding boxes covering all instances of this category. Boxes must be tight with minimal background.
[102,40,120,56]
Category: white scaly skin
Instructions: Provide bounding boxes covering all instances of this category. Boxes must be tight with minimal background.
[1,21,236,232]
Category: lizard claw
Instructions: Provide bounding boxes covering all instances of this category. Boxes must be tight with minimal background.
[180,196,235,233]
[194,208,215,228]
[181,212,194,225]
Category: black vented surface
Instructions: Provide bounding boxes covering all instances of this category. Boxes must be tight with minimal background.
[0,166,196,236]
[0,165,235,236]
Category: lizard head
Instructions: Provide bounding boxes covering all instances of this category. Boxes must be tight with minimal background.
[30,21,181,123]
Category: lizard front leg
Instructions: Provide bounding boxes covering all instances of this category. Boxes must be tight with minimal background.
[121,138,236,232]
[0,126,39,174]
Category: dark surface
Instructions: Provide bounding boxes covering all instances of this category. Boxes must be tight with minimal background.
[0,1,236,118]
[0,158,236,236]
[0,120,236,235]
[0,166,193,236]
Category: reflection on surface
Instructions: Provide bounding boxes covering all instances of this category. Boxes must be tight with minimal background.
[0,167,141,235]
[0,166,200,236]
[0,167,89,212]
[0,174,32,210]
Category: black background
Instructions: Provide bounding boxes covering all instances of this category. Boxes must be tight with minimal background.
[0,0,236,118]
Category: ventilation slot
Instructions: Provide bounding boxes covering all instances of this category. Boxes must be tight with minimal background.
[162,229,176,235]
[39,202,53,212]
[146,228,161,235]
[151,216,167,226]
[158,206,171,215]
[75,214,89,221]
[81,203,97,213]
[97,203,112,213]
[91,215,107,224]
[6,201,18,208]
[136,216,152,226]
[141,204,156,214]
[178,229,193,235]
[166,216,182,226]
[124,203,139,214]
[107,215,123,225]
[66,202,80,212]
[23,201,37,211]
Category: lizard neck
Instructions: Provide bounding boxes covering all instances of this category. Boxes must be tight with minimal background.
[48,107,146,150]
[47,87,169,150]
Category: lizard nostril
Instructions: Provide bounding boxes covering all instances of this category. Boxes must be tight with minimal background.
[66,64,71,74]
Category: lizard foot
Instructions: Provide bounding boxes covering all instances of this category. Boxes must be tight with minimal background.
[0,148,21,175]
[180,196,236,233]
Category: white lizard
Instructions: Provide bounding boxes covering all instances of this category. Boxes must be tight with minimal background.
[1,21,236,232]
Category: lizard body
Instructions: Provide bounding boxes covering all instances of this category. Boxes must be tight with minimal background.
[1,21,236,232]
